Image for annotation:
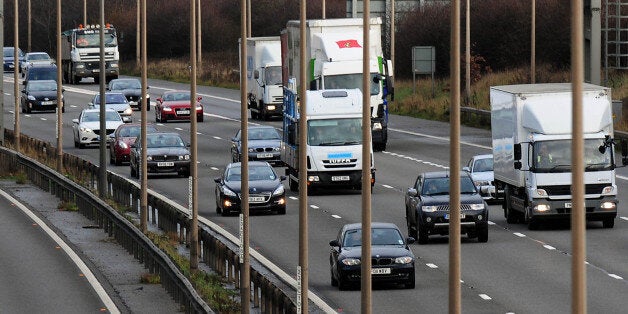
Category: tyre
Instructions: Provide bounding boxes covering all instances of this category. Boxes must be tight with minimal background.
[337,275,349,291]
[221,207,230,217]
[405,274,415,289]
[114,155,122,166]
[130,165,137,178]
[406,213,418,239]
[155,110,161,123]
[73,138,79,148]
[477,225,489,243]
[602,218,615,228]
[289,176,298,192]
[197,114,204,122]
[216,202,222,215]
[109,153,115,165]
[417,224,429,245]
[277,206,286,215]
[504,185,519,224]
[330,271,338,287]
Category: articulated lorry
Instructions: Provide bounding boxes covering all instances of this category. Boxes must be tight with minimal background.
[281,88,375,192]
[240,37,283,120]
[281,18,393,151]
[61,24,119,85]
[491,83,625,229]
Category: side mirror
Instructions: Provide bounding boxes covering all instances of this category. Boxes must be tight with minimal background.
[462,166,470,172]
[407,188,418,197]
[22,80,27,85]
[514,161,522,170]
[130,143,136,148]
[122,117,132,123]
[72,118,79,124]
[254,70,260,80]
[406,237,416,245]
[214,177,221,183]
[280,175,286,181]
[156,97,162,103]
[186,142,191,147]
[514,143,522,161]
[329,240,340,247]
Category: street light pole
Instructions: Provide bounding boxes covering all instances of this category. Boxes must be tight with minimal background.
[361,1,372,313]
[14,0,20,153]
[56,0,63,172]
[98,0,107,197]
[189,0,200,272]
[240,0,251,311]
[27,0,31,52]
[140,0,148,234]
[298,1,309,313]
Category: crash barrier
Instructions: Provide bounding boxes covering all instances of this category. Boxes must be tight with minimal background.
[2,129,299,314]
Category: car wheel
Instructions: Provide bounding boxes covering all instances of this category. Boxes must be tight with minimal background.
[337,275,349,291]
[155,110,160,122]
[221,207,230,217]
[289,176,298,192]
[405,273,416,289]
[602,218,615,228]
[477,225,489,243]
[197,114,204,122]
[330,270,338,287]
[277,206,286,215]
[114,155,122,166]
[130,164,137,178]
[109,153,115,165]
[216,201,222,214]
[74,138,79,148]
[417,224,429,245]
[61,105,65,113]
[250,110,258,120]
[78,142,85,149]
[407,215,418,239]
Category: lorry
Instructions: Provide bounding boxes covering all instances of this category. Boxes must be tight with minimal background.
[491,83,625,229]
[281,88,375,192]
[239,37,283,120]
[61,23,120,85]
[281,18,393,151]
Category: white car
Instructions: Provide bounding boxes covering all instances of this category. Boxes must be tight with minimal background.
[464,154,500,202]
[88,92,134,120]
[20,52,55,77]
[72,108,128,148]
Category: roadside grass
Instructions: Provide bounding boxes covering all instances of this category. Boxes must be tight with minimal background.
[57,200,79,212]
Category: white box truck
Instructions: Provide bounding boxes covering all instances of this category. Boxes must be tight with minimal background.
[61,24,120,85]
[491,83,625,229]
[281,88,375,193]
[281,18,393,151]
[239,37,283,120]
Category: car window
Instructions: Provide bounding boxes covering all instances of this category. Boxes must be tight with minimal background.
[82,112,99,122]
[147,134,184,147]
[372,228,404,246]
[226,167,242,182]
[249,165,276,181]
[473,158,493,172]
[249,128,280,140]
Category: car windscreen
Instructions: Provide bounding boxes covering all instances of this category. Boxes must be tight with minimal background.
[422,176,477,195]
[94,94,128,105]
[146,134,185,148]
[249,128,280,140]
[28,81,57,92]
[343,228,404,247]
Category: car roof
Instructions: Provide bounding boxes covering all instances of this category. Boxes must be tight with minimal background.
[82,108,116,113]
[146,132,181,138]
[27,79,57,85]
[27,64,57,69]
[227,161,272,167]
[25,52,49,56]
[111,78,139,82]
[422,171,472,179]
[342,222,399,231]
[472,154,493,160]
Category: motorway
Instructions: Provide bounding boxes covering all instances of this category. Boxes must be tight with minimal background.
[3,74,627,313]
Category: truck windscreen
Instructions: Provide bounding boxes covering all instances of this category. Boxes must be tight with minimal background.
[533,139,613,173]
[76,30,117,48]
[324,73,380,95]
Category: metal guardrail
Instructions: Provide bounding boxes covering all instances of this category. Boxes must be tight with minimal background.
[2,129,299,313]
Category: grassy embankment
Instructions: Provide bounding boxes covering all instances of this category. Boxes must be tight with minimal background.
[121,59,628,131]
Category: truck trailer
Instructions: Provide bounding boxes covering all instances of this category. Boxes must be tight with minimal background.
[239,37,283,120]
[281,88,375,193]
[491,83,624,229]
[281,18,393,151]
[61,24,120,85]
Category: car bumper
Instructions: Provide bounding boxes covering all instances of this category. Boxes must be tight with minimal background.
[112,147,131,162]
[145,160,190,174]
[337,264,414,285]
[246,152,282,165]
[420,211,488,235]
[26,100,60,111]
[219,194,286,213]
[128,99,150,109]
[160,111,203,121]
[78,131,115,145]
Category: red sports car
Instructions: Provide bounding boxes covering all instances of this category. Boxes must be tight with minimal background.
[109,123,158,165]
[154,90,204,123]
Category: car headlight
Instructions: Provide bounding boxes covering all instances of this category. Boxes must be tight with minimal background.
[248,148,256,153]
[341,258,361,266]
[118,141,128,149]
[76,64,85,69]
[79,126,92,133]
[601,202,616,209]
[145,94,150,99]
[469,203,485,210]
[273,147,280,152]
[223,187,237,197]
[183,154,190,160]
[422,205,438,212]
[124,107,133,115]
[196,105,203,111]
[162,107,173,112]
[601,186,614,195]
[147,155,152,161]
[474,180,490,187]
[27,95,36,101]
[395,256,413,264]
[273,184,285,195]
[372,122,382,130]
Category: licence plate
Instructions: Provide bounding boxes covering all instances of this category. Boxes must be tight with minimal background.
[444,213,465,220]
[256,153,273,158]
[93,69,100,73]
[157,162,174,167]
[41,100,56,105]
[249,196,265,202]
[177,110,190,115]
[331,175,350,181]
[371,268,391,275]
[565,202,572,208]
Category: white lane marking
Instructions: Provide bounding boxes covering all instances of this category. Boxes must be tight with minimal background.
[156,123,164,126]
[210,167,219,171]
[0,189,120,314]
[620,216,628,221]
[40,118,47,121]
[174,127,183,131]
[617,175,628,181]
[543,244,556,250]
[213,136,221,140]
[609,274,623,280]
[197,132,202,135]
[289,196,298,200]
[9,111,14,114]
[426,263,438,269]
[24,114,31,117]
[390,127,491,150]
[382,184,393,189]
[310,205,319,209]
[479,294,492,300]
[488,221,495,225]
[513,232,526,238]
[331,215,341,219]
[70,105,77,108]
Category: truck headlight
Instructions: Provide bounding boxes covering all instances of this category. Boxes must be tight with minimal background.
[372,122,382,130]
[308,175,320,182]
[422,205,438,212]
[267,105,276,110]
[601,186,614,195]
[535,189,548,197]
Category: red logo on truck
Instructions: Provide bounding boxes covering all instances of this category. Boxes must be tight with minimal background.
[336,39,361,48]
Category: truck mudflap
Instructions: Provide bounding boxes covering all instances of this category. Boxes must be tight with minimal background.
[527,196,617,227]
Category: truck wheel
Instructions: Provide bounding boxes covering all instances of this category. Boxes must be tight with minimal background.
[602,218,614,228]
[504,186,519,224]
[260,104,268,121]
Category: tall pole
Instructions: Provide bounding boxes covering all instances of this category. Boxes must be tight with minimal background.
[0,0,4,146]
[531,0,536,83]
[56,0,63,172]
[361,1,372,313]
[298,1,309,313]
[83,0,87,26]
[140,0,148,233]
[189,0,200,272]
[465,0,470,105]
[27,0,31,52]
[322,0,325,19]
[571,0,586,313]
[14,0,20,153]
[240,0,250,311]
[98,0,107,197]
[136,0,140,69]
[197,0,202,65]
[246,0,251,37]
[391,0,395,80]
[449,0,462,313]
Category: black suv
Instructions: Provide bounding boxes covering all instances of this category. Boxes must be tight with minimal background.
[405,171,489,244]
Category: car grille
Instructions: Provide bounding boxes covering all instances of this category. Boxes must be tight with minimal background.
[372,257,394,266]
[271,96,283,103]
[93,129,115,136]
[436,204,474,211]
[537,184,606,196]
[151,155,179,161]
[252,147,276,152]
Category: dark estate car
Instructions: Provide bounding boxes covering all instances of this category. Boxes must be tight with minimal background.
[3,46,25,72]
[20,80,64,113]
[107,78,150,111]
[129,132,190,178]
[405,171,489,244]
[230,125,282,165]
[22,64,58,84]
[109,123,158,165]
[155,90,204,122]
[329,222,416,290]
[214,161,286,216]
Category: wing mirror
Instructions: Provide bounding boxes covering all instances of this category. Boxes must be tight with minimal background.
[329,240,340,247]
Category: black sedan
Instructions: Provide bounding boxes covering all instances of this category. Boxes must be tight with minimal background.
[230,125,282,165]
[405,171,489,244]
[214,161,286,216]
[20,80,64,113]
[129,132,190,178]
[107,78,150,111]
[329,222,416,290]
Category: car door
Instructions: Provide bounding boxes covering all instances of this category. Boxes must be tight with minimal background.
[130,135,141,170]
[407,175,423,224]
[329,229,344,276]
[73,111,83,140]
[231,130,241,161]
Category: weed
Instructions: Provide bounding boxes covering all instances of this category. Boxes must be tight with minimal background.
[58,200,79,212]
[140,273,161,284]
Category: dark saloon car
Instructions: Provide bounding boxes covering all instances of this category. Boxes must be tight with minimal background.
[155,90,203,122]
[109,123,158,165]
[107,78,150,111]
[20,80,64,113]
[230,125,282,165]
[405,171,489,244]
[129,132,190,178]
[3,47,25,72]
[214,161,286,216]
[329,222,416,290]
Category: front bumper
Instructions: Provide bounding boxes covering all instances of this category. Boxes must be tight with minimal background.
[145,160,190,174]
[219,193,286,213]
[420,210,488,235]
[27,100,59,111]
[529,196,617,221]
[337,263,414,285]
[246,151,282,165]
[262,103,283,116]
[307,170,375,188]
